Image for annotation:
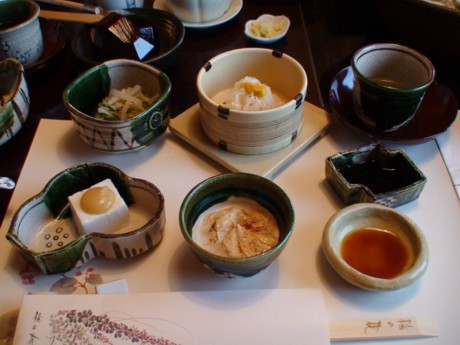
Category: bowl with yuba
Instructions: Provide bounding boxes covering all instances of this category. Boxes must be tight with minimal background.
[322,203,429,291]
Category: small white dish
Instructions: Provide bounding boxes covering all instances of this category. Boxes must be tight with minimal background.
[153,0,243,29]
[168,102,330,178]
[244,14,290,44]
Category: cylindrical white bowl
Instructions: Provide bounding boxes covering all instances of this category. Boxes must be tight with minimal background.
[196,48,308,155]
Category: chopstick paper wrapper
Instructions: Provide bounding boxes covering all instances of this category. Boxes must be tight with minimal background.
[329,317,439,341]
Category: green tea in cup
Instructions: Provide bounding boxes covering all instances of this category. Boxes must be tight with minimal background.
[351,43,435,132]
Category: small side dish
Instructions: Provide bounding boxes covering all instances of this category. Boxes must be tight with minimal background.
[322,203,429,291]
[244,14,290,44]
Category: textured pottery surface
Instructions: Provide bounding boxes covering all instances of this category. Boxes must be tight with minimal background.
[6,162,165,274]
[325,143,427,207]
[196,48,307,155]
[63,59,171,153]
[0,0,44,65]
[322,203,429,291]
[0,58,30,146]
[179,172,294,278]
[71,8,185,70]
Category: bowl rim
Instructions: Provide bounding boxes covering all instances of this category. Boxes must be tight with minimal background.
[179,172,295,263]
[196,47,307,117]
[63,58,171,124]
[322,203,429,290]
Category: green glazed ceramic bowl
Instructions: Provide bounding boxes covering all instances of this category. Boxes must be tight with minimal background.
[0,58,30,146]
[179,173,295,278]
[6,162,165,274]
[325,143,427,207]
[322,203,429,291]
[63,59,171,153]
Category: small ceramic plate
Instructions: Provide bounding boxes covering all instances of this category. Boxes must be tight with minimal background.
[329,66,458,143]
[244,14,290,44]
[25,19,67,74]
[168,102,330,178]
[153,0,243,29]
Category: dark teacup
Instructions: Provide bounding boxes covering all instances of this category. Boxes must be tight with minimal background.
[351,43,435,132]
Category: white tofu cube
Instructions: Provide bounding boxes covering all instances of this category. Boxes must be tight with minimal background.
[68,178,131,234]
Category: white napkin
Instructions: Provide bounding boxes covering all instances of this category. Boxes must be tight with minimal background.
[436,110,460,199]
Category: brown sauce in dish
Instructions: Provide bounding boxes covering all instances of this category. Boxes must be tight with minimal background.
[340,227,410,279]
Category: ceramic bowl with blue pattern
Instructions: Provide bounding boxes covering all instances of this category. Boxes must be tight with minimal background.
[63,59,171,153]
[6,162,165,274]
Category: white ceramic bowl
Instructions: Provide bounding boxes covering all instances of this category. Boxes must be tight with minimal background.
[196,48,307,155]
[322,203,429,291]
[244,14,290,44]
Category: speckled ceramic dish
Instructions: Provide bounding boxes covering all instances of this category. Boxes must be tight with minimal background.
[6,162,165,274]
[325,143,427,207]
[179,173,294,278]
[0,58,29,147]
[322,203,429,291]
[63,59,171,153]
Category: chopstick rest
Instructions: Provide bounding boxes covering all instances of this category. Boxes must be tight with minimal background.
[329,317,439,341]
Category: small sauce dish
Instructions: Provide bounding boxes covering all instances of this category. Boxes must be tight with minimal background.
[244,14,290,44]
[322,203,429,291]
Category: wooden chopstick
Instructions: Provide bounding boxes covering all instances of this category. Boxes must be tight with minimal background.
[36,0,104,14]
[39,9,104,24]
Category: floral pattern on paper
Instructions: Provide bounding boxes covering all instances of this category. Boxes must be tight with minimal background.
[49,309,180,345]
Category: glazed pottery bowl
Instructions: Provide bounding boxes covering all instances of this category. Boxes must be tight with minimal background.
[6,162,165,275]
[63,59,171,153]
[179,173,295,278]
[0,0,43,66]
[71,8,185,70]
[196,48,307,155]
[0,58,30,146]
[322,203,429,291]
[244,14,290,44]
[325,143,427,207]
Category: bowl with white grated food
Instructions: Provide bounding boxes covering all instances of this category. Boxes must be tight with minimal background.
[63,59,171,153]
[196,48,308,155]
[179,172,295,278]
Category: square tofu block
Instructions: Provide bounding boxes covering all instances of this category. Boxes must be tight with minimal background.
[68,178,131,234]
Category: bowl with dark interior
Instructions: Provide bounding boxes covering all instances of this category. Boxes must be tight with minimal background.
[179,173,295,278]
[63,58,171,153]
[71,8,185,70]
[6,162,165,274]
[325,143,427,207]
[322,203,429,291]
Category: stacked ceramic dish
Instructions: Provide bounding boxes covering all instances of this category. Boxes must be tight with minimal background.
[197,48,308,155]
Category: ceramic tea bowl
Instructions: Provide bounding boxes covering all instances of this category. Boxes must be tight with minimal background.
[63,59,171,153]
[165,0,231,23]
[0,58,30,147]
[196,48,307,155]
[6,162,165,275]
[0,0,43,66]
[179,172,294,278]
[325,143,427,207]
[322,203,429,291]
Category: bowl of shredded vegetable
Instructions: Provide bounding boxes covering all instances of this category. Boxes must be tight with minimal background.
[63,59,171,153]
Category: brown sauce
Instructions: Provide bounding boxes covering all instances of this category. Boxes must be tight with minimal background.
[340,227,410,279]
